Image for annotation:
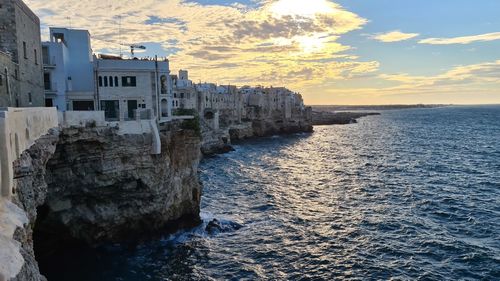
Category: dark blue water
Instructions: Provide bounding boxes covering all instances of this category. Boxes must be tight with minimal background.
[47,106,500,280]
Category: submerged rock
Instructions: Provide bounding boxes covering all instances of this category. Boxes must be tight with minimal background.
[205,219,243,234]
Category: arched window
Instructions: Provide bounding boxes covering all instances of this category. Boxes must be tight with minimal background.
[109,76,113,87]
[98,76,103,87]
[115,76,119,87]
[104,76,108,87]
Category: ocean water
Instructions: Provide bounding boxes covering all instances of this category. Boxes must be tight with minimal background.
[43,106,500,280]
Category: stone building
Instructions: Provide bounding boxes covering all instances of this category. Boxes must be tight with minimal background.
[0,0,44,107]
[95,56,171,121]
[42,28,95,110]
[0,51,19,107]
[171,70,197,110]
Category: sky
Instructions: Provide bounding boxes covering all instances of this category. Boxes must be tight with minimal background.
[26,0,500,105]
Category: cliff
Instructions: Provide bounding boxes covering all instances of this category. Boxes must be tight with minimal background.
[229,107,313,143]
[9,125,202,281]
[11,130,60,281]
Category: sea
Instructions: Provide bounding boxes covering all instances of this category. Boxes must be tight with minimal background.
[43,105,500,280]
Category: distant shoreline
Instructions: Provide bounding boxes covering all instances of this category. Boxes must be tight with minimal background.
[310,104,451,111]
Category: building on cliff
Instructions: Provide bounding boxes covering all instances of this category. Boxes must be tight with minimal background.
[42,28,95,110]
[40,26,173,122]
[95,56,172,121]
[171,70,196,110]
[0,0,44,107]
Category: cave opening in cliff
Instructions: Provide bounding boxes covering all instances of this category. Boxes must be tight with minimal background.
[32,203,96,281]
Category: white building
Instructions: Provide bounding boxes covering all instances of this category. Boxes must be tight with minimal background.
[42,28,95,111]
[95,56,171,121]
[171,70,196,110]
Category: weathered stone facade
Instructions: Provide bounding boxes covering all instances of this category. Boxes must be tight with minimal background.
[0,0,44,107]
[0,51,19,107]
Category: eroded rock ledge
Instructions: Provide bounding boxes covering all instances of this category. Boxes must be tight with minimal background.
[11,125,202,281]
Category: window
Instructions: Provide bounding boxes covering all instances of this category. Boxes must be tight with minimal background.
[28,92,32,103]
[23,42,27,59]
[98,76,103,87]
[73,100,94,111]
[121,76,136,87]
[104,76,108,87]
[0,75,3,86]
[115,76,119,87]
[101,100,120,120]
[34,49,38,65]
[109,76,113,87]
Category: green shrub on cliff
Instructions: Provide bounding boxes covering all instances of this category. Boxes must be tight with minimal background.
[174,108,200,137]
[181,117,200,137]
[173,108,197,116]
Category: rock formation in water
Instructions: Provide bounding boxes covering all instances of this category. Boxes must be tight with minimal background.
[9,124,202,281]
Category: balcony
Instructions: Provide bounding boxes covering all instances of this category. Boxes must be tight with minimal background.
[44,82,57,95]
[42,55,56,68]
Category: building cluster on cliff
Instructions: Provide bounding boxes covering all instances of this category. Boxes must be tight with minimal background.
[0,0,311,134]
[0,2,312,279]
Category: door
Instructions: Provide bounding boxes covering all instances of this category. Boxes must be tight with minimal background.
[127,100,138,119]
[101,100,119,120]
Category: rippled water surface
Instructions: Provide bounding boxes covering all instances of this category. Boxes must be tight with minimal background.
[46,106,500,280]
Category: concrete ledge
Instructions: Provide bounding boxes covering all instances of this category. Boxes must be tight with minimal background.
[0,107,58,198]
[59,111,106,128]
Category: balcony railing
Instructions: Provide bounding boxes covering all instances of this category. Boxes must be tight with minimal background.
[44,82,57,93]
[43,56,56,67]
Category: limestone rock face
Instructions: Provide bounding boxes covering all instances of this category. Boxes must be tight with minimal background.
[9,125,202,281]
[200,122,233,155]
[11,130,60,281]
[41,126,202,244]
[228,122,254,141]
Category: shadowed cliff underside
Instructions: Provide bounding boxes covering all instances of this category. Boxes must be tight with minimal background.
[11,125,202,281]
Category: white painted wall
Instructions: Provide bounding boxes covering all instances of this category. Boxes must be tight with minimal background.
[0,107,58,198]
[96,59,170,120]
[58,111,106,127]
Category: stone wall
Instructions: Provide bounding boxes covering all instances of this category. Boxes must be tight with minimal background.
[0,0,44,107]
[0,107,58,198]
[0,51,19,107]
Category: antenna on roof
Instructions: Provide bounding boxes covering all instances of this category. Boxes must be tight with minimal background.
[119,15,122,57]
[129,45,146,58]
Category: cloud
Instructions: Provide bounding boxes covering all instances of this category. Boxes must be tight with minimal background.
[372,31,419,42]
[31,0,377,90]
[419,32,500,45]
